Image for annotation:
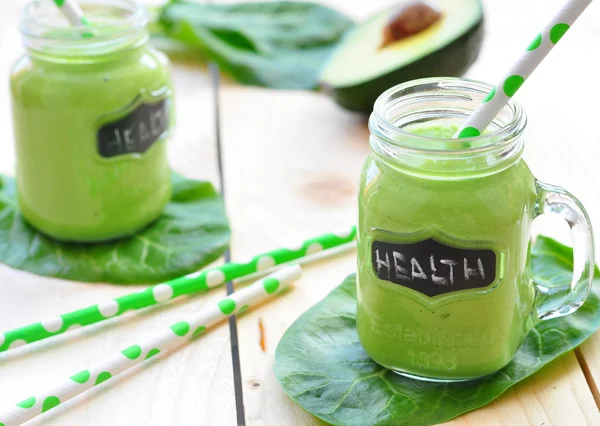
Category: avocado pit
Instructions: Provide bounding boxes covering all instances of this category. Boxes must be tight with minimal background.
[381,1,442,47]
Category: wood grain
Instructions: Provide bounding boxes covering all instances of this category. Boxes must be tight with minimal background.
[219,0,600,424]
[1,0,600,424]
[0,1,235,425]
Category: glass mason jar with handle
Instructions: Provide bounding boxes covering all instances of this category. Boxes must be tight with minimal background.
[357,77,594,381]
[10,0,173,242]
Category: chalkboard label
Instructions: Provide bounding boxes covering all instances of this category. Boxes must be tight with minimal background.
[371,239,497,297]
[97,98,168,158]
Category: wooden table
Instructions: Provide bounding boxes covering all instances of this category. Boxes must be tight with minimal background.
[1,0,599,424]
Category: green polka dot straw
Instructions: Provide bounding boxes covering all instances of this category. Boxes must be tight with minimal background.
[0,266,302,426]
[455,0,593,139]
[53,0,90,27]
[0,227,355,353]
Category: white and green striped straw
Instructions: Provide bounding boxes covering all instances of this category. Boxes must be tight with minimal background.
[0,226,356,353]
[52,0,90,27]
[0,265,302,426]
[455,0,594,139]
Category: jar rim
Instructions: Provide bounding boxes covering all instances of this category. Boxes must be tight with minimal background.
[21,0,147,45]
[369,77,526,155]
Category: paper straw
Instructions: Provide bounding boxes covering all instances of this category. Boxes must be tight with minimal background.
[0,266,301,426]
[0,226,356,353]
[52,0,90,27]
[455,0,594,138]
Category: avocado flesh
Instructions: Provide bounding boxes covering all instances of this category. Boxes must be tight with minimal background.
[320,0,484,113]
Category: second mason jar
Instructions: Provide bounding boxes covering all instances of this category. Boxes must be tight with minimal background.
[357,77,594,381]
[11,0,173,242]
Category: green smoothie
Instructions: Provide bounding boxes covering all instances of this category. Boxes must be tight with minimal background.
[10,2,173,242]
[357,123,538,380]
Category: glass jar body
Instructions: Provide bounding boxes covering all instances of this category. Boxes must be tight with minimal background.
[356,77,540,381]
[357,153,538,380]
[10,0,173,242]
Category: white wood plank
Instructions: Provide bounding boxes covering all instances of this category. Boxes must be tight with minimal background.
[0,2,236,425]
[445,352,599,426]
[220,0,600,423]
[220,85,600,425]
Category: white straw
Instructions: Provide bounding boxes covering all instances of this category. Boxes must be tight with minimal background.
[52,0,90,27]
[0,265,302,426]
[454,0,594,138]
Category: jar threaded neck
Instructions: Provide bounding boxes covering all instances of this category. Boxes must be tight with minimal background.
[21,0,148,61]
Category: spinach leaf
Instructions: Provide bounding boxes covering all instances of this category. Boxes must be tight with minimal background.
[275,237,600,425]
[156,1,354,89]
[0,173,230,285]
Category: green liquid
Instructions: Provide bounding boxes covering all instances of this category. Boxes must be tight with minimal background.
[357,124,537,380]
[10,45,173,242]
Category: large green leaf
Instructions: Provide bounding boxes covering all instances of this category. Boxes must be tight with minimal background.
[275,237,600,425]
[156,1,354,89]
[0,173,230,285]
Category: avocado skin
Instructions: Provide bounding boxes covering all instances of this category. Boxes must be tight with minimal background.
[322,18,485,114]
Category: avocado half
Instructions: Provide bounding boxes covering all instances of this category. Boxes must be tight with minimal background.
[320,0,484,113]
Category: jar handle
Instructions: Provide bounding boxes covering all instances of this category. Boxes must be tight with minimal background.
[533,181,595,321]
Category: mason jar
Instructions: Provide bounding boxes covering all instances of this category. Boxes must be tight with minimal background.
[357,77,594,381]
[11,0,173,242]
